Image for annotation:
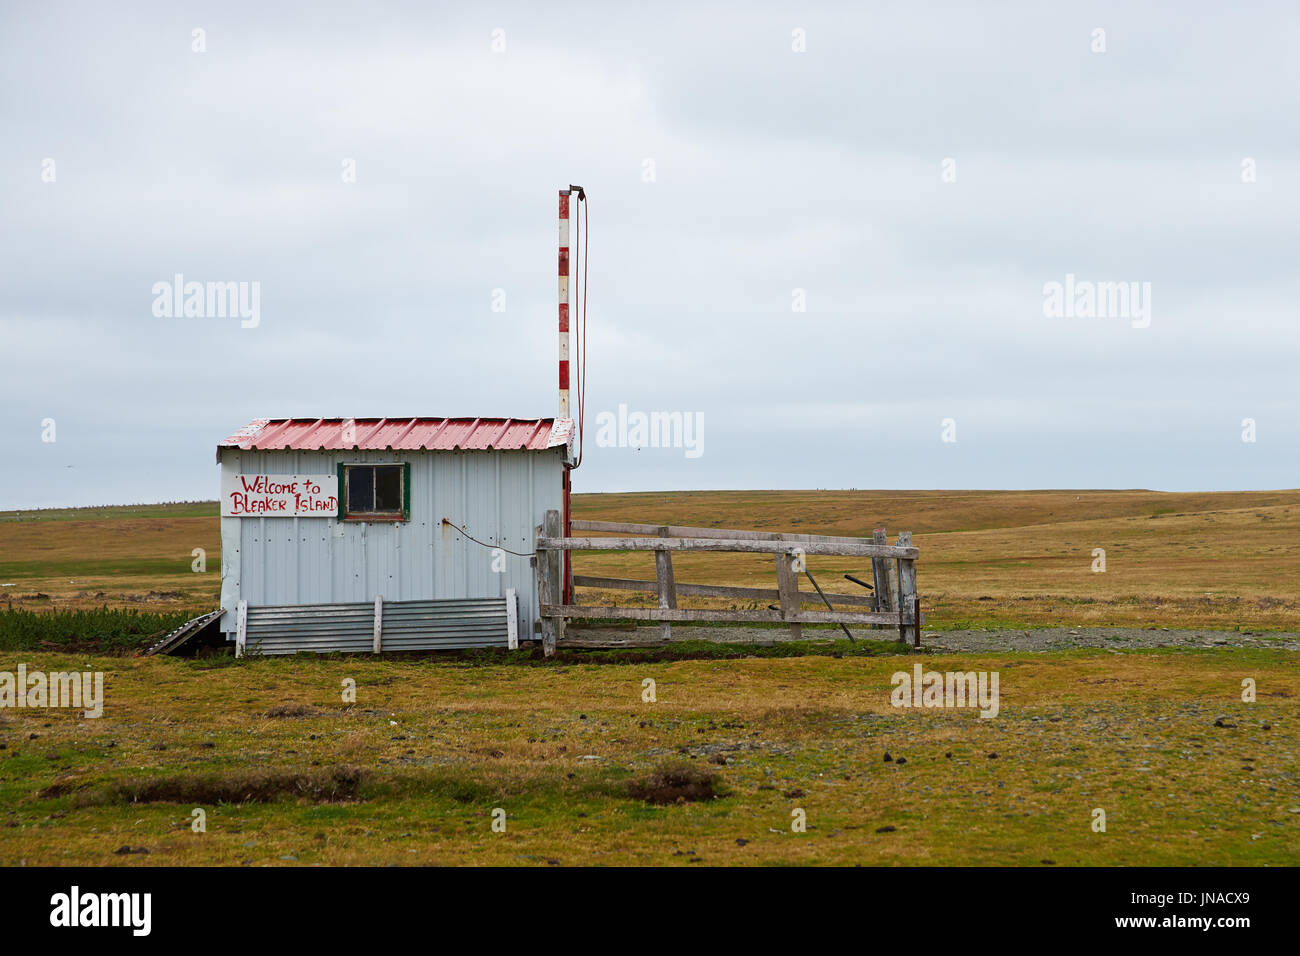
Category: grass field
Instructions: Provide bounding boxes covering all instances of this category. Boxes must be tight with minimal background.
[2,646,1295,866]
[4,489,1299,630]
[1,489,1296,866]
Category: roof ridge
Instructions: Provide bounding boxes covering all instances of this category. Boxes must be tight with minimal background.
[217,417,561,454]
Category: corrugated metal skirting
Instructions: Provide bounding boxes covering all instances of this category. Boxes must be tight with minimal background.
[241,596,515,656]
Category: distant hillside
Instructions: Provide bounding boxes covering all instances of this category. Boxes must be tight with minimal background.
[2,489,1298,630]
[0,502,218,522]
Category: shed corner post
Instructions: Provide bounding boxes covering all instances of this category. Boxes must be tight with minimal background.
[505,587,519,650]
[235,600,247,658]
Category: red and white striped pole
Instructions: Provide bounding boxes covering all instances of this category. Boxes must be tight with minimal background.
[558,189,571,420]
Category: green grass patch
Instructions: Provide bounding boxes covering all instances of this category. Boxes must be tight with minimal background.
[0,557,206,578]
[0,605,209,653]
[1,648,1295,866]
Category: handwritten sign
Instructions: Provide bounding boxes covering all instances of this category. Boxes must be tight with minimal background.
[221,474,338,517]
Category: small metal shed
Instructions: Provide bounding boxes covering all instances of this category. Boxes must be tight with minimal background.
[216,416,572,655]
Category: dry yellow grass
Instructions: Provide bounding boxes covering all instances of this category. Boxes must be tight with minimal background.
[572,490,1300,630]
[3,489,1299,629]
[0,514,217,610]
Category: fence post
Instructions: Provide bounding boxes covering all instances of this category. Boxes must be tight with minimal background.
[536,522,552,653]
[540,509,563,656]
[373,594,383,654]
[655,526,676,643]
[871,528,890,628]
[774,552,803,640]
[897,531,918,646]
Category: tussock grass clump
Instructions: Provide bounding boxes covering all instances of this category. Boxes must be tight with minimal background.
[64,766,366,807]
[43,766,512,809]
[626,761,723,805]
[264,703,322,718]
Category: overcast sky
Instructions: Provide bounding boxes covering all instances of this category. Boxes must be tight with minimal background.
[2,1,1297,509]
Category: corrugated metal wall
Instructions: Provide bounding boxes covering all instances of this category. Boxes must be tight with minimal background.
[243,598,512,655]
[219,448,563,643]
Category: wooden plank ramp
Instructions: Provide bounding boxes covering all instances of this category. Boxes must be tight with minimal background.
[144,608,224,656]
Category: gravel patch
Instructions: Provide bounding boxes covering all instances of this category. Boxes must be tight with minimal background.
[921,627,1300,653]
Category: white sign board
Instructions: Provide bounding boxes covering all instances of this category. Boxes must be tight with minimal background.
[221,473,339,517]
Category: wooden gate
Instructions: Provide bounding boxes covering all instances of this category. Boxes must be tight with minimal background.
[533,511,922,655]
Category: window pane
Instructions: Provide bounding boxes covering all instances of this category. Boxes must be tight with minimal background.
[347,466,373,513]
[374,465,402,513]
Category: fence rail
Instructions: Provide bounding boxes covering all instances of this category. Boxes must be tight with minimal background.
[534,511,922,654]
[569,574,878,607]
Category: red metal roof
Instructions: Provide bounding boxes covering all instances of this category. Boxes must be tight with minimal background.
[218,418,573,455]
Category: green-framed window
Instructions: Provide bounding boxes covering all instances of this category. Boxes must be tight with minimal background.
[337,462,411,521]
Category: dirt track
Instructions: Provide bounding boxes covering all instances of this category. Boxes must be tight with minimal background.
[562,625,1300,653]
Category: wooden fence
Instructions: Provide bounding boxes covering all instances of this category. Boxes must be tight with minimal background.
[532,510,923,654]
